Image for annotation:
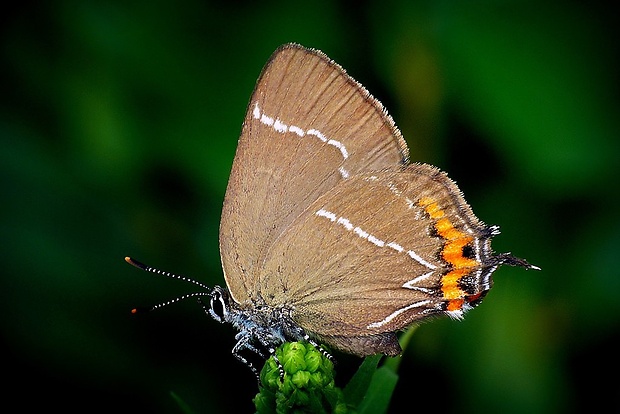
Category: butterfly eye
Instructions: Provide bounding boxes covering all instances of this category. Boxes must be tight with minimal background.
[209,288,228,322]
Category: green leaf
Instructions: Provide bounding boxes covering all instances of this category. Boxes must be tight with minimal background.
[342,354,382,406]
[355,367,399,414]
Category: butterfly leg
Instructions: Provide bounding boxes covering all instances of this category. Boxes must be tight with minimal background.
[231,333,263,380]
[253,334,285,379]
[288,324,335,365]
[235,331,267,358]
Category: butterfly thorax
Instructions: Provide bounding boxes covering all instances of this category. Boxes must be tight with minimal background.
[209,285,306,352]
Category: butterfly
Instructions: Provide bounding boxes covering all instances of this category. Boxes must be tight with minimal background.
[128,43,538,377]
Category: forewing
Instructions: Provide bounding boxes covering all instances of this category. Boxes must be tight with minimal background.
[220,44,409,303]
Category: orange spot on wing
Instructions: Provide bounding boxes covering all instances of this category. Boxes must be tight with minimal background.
[419,197,444,219]
[447,299,464,312]
[419,197,480,302]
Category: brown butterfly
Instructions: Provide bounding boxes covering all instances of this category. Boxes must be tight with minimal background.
[128,43,538,377]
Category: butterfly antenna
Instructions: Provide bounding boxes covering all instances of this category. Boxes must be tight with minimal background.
[126,256,212,313]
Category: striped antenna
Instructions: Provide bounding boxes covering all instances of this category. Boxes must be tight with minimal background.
[125,257,212,313]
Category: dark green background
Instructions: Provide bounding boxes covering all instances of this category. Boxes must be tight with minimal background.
[2,1,617,412]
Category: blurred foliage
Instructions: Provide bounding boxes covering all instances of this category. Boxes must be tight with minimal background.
[1,0,617,412]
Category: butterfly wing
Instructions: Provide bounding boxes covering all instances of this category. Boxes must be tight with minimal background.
[256,163,498,356]
[220,44,409,304]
